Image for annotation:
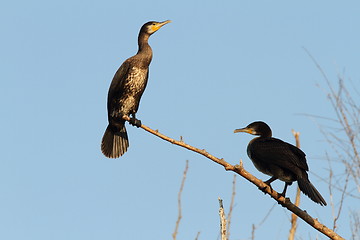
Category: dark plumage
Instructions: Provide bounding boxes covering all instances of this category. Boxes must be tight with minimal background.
[234,121,327,206]
[101,20,171,158]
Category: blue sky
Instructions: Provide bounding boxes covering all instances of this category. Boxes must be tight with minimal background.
[1,1,359,239]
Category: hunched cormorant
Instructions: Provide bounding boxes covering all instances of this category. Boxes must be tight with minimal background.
[101,20,171,158]
[234,121,327,206]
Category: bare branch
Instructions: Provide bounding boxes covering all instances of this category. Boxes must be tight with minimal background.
[251,224,256,240]
[305,49,360,239]
[218,197,227,240]
[258,203,276,227]
[328,159,336,230]
[122,115,345,240]
[226,175,236,239]
[350,211,360,240]
[288,130,302,240]
[305,51,360,190]
[194,231,201,240]
[172,160,189,240]
[333,173,350,231]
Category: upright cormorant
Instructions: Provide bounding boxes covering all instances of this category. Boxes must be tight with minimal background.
[234,121,327,206]
[101,20,171,158]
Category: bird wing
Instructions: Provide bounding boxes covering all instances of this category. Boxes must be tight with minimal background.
[250,137,309,172]
[107,60,131,115]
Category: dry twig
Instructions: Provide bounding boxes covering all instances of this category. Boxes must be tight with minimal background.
[288,130,302,240]
[251,224,256,240]
[305,49,360,237]
[172,160,189,240]
[194,231,200,240]
[218,198,227,240]
[226,175,236,239]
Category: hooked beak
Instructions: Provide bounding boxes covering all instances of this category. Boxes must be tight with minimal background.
[152,20,171,31]
[234,127,254,135]
[159,20,172,26]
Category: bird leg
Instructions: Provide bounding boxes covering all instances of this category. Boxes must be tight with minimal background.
[280,182,292,197]
[129,113,142,128]
[260,176,277,193]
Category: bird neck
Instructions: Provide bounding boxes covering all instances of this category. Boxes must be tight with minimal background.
[261,131,272,138]
[137,33,152,53]
[137,32,153,63]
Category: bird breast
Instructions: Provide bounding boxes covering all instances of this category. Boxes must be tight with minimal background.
[119,66,148,114]
[124,66,148,94]
[247,137,297,182]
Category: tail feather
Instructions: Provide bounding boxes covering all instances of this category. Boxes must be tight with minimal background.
[298,176,327,206]
[101,124,129,158]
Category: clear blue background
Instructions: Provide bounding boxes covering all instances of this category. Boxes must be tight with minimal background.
[1,1,359,239]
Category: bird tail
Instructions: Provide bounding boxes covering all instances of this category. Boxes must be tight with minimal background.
[297,175,327,206]
[101,124,129,158]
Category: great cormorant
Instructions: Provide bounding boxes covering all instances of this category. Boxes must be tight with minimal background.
[101,20,171,158]
[234,121,327,206]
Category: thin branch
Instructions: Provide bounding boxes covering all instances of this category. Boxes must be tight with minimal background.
[249,202,277,240]
[305,50,360,189]
[194,231,201,240]
[350,211,360,240]
[218,197,227,240]
[312,168,360,199]
[251,224,256,240]
[304,49,360,239]
[328,157,336,230]
[172,160,189,240]
[122,115,345,240]
[333,173,350,231]
[258,203,276,226]
[226,175,237,240]
[288,130,302,240]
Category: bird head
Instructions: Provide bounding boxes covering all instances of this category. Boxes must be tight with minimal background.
[141,20,171,35]
[234,121,272,137]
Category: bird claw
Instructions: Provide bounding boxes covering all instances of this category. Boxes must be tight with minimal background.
[259,182,273,194]
[129,117,142,128]
[259,185,270,194]
[259,187,267,195]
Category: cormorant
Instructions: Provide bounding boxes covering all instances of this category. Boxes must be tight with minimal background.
[101,20,171,158]
[234,121,327,206]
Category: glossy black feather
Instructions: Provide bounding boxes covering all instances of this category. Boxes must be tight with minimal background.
[248,137,309,177]
[235,121,327,206]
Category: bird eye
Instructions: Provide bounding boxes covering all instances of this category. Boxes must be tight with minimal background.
[152,23,156,25]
